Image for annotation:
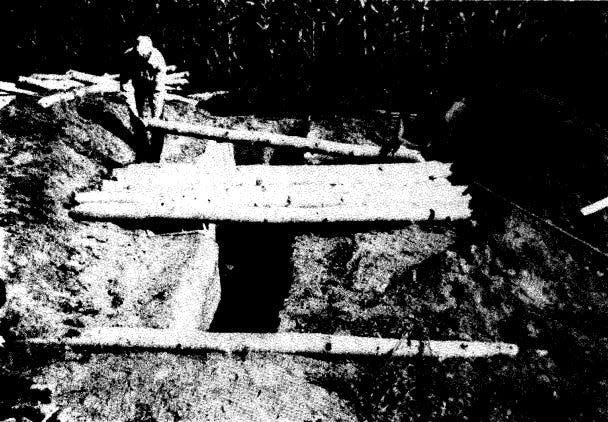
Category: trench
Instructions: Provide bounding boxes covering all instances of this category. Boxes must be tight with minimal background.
[209,224,295,332]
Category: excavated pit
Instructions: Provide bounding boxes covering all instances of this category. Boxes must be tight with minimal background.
[4,90,608,421]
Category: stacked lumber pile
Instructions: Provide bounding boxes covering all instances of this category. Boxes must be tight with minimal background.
[71,161,472,224]
[0,67,224,108]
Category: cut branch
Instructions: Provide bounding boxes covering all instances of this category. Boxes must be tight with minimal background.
[27,328,546,361]
[145,119,425,162]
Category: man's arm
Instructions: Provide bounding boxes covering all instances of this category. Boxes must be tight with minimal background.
[150,49,167,119]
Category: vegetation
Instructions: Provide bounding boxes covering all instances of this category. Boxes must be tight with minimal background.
[2,2,608,113]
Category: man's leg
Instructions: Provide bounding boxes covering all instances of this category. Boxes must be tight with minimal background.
[149,90,166,162]
[130,89,149,162]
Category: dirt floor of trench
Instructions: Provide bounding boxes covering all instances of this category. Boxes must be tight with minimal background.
[2,92,608,421]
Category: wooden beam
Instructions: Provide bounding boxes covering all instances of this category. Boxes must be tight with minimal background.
[581,196,608,216]
[145,119,426,162]
[70,200,470,223]
[27,328,545,360]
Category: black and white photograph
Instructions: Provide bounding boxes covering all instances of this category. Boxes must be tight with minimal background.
[0,0,607,420]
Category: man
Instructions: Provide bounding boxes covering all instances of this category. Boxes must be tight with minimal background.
[120,35,167,162]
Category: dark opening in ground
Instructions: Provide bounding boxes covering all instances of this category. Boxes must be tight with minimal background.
[210,224,295,332]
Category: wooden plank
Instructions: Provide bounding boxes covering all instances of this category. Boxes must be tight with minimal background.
[581,196,608,216]
[27,328,546,360]
[145,118,425,162]
[70,200,471,223]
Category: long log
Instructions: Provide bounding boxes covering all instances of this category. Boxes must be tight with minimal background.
[38,81,120,108]
[189,91,229,101]
[30,73,70,81]
[18,76,84,92]
[74,184,468,210]
[27,328,545,360]
[167,71,190,79]
[70,199,470,223]
[232,162,451,186]
[165,93,199,105]
[146,119,425,162]
[165,77,189,86]
[66,70,113,85]
[109,169,452,192]
[111,162,451,185]
[0,81,39,97]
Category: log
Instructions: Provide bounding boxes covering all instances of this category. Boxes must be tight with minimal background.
[189,91,229,101]
[66,70,113,85]
[74,184,468,210]
[70,200,471,223]
[146,119,426,162]
[29,73,70,81]
[27,328,547,360]
[111,162,451,184]
[232,162,451,186]
[38,81,120,108]
[18,76,84,92]
[581,196,608,216]
[0,95,15,110]
[167,71,190,79]
[165,77,189,86]
[0,81,39,97]
[165,93,199,105]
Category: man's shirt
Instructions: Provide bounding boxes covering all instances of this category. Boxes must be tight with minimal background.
[121,47,167,92]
